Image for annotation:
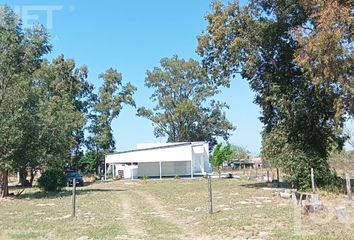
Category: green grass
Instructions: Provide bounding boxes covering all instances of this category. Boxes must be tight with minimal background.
[1,177,354,239]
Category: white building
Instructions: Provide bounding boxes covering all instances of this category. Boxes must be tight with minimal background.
[105,142,211,179]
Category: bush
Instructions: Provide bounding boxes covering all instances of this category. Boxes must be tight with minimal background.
[38,169,66,192]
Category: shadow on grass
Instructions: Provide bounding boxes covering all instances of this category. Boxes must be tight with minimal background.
[19,188,126,199]
[240,181,292,189]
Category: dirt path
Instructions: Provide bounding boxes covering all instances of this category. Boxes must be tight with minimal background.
[116,191,148,239]
[130,189,210,240]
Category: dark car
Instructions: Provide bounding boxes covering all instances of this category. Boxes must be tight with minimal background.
[66,172,84,186]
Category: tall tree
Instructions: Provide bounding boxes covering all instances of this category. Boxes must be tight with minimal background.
[0,5,50,196]
[89,68,136,172]
[197,1,349,189]
[11,56,93,186]
[35,57,93,167]
[137,56,235,149]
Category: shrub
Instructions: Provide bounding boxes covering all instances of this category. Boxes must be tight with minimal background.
[38,169,66,192]
[174,175,180,179]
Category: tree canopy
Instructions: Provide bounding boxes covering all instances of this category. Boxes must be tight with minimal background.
[137,56,235,149]
[197,0,352,189]
[88,68,136,171]
[0,6,135,196]
[0,6,51,196]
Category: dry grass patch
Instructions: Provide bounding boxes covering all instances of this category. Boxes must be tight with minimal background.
[1,178,354,239]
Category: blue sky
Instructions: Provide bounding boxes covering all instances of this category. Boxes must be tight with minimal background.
[5,0,263,154]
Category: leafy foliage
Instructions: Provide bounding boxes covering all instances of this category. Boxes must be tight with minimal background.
[88,68,136,170]
[211,143,234,177]
[0,5,132,195]
[229,145,250,163]
[37,169,66,192]
[294,0,353,119]
[137,56,235,149]
[78,150,103,174]
[197,0,350,189]
[0,5,51,196]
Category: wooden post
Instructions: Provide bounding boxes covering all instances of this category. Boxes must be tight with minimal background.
[346,172,352,205]
[208,175,213,214]
[311,168,315,193]
[276,168,280,187]
[72,178,76,217]
[104,163,107,180]
[267,170,270,183]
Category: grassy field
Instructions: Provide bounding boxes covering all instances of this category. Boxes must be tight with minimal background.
[1,177,354,240]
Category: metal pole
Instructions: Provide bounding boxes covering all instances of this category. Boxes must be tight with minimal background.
[208,175,213,214]
[104,163,107,180]
[190,160,193,179]
[159,161,162,180]
[112,164,115,179]
[72,178,76,217]
[311,168,315,193]
[131,162,133,180]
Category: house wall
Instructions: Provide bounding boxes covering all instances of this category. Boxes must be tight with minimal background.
[192,143,211,174]
[137,161,190,177]
[114,164,138,179]
[105,142,211,179]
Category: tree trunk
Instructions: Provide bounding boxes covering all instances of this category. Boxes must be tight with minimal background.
[0,169,9,198]
[29,169,36,187]
[18,167,28,186]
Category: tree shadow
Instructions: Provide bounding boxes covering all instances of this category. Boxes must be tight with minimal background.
[19,188,126,199]
[240,181,292,189]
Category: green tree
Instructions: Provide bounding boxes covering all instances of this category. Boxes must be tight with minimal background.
[137,56,235,149]
[78,150,103,174]
[211,143,233,177]
[230,145,250,163]
[13,56,93,186]
[197,1,347,189]
[89,68,136,173]
[33,57,92,170]
[0,5,51,196]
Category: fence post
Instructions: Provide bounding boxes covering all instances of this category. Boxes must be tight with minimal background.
[208,175,213,214]
[267,170,270,183]
[311,168,315,193]
[276,168,280,187]
[72,178,76,217]
[346,172,352,205]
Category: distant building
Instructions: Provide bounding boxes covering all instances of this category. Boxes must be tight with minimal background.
[251,157,262,167]
[105,142,212,179]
